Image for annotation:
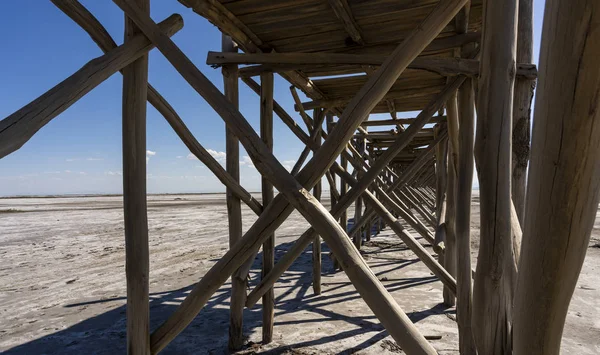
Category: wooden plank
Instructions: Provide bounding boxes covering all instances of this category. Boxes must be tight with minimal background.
[327,0,364,45]
[122,0,150,353]
[472,0,519,352]
[222,34,244,351]
[0,15,183,159]
[113,1,444,353]
[297,86,443,111]
[513,1,600,354]
[260,71,275,344]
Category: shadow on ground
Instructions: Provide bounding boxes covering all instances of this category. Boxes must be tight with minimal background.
[4,230,450,354]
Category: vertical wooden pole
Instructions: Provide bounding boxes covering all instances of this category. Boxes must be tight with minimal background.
[222,35,245,351]
[122,0,150,353]
[511,0,535,224]
[472,0,518,353]
[338,152,348,271]
[260,71,275,344]
[444,94,459,306]
[455,78,477,354]
[513,1,600,354]
[354,138,366,249]
[326,114,340,271]
[312,108,323,295]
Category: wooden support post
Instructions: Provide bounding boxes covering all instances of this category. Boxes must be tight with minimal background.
[337,153,348,271]
[472,0,519,353]
[113,0,469,350]
[260,71,275,344]
[512,0,535,225]
[122,1,150,353]
[353,138,365,248]
[513,1,600,354]
[434,123,448,283]
[222,35,244,351]
[366,144,375,241]
[247,133,450,307]
[443,93,459,306]
[455,77,477,354]
[312,108,323,295]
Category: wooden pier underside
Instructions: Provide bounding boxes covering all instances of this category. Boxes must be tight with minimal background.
[2,0,600,354]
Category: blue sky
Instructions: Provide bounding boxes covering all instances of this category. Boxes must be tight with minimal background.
[0,1,545,196]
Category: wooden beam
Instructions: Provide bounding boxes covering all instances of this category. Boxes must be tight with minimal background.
[360,116,445,127]
[297,86,445,111]
[259,71,275,344]
[0,15,183,159]
[327,0,364,45]
[472,0,519,353]
[222,34,244,351]
[209,52,537,80]
[513,1,600,354]
[122,0,150,353]
[114,1,444,353]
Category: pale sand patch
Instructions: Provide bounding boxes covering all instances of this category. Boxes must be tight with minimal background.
[0,194,598,354]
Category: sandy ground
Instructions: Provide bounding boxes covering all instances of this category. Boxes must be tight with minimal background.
[0,194,599,354]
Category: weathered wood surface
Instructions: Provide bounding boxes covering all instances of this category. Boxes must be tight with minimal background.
[455,78,477,355]
[311,108,323,295]
[327,0,364,45]
[472,0,519,353]
[122,1,150,353]
[259,71,275,344]
[0,15,183,159]
[113,1,455,352]
[512,0,535,225]
[513,1,600,354]
[209,52,536,80]
[222,34,245,351]
[443,93,459,306]
[246,130,451,308]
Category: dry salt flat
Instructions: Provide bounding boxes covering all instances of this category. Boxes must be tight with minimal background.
[0,194,599,354]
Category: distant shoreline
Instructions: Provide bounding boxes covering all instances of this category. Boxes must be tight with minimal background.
[1,188,480,199]
[0,192,245,199]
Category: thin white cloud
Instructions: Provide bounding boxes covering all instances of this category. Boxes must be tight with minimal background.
[282,160,296,171]
[188,149,226,163]
[240,155,255,168]
[66,158,79,162]
[146,150,156,163]
[176,156,183,159]
[208,149,226,162]
[64,170,72,173]
[86,157,103,161]
[105,171,122,176]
